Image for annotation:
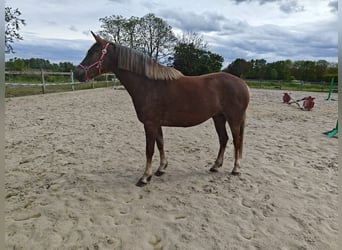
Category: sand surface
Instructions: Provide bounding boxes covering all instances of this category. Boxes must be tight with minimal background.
[5,88,338,249]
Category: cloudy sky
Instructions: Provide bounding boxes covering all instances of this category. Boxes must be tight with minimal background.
[5,0,338,67]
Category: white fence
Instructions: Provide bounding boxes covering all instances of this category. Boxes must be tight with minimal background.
[5,70,117,94]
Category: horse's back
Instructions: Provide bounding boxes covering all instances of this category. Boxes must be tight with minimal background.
[198,72,250,107]
[176,72,249,105]
[203,72,248,90]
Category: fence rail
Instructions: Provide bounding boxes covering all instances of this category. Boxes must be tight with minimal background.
[5,70,117,95]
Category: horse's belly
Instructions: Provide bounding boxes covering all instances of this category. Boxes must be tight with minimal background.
[160,111,214,127]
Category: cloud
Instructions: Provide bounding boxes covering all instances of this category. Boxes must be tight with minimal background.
[328,1,338,12]
[158,6,336,63]
[107,0,128,3]
[5,38,93,64]
[231,0,278,4]
[69,25,78,32]
[279,0,304,13]
[206,19,338,65]
[82,30,91,36]
[140,0,162,11]
[230,0,304,13]
[159,9,229,32]
[46,21,58,26]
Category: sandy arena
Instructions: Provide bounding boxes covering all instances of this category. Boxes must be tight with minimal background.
[5,88,338,249]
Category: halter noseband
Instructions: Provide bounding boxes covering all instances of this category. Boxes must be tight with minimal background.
[79,42,110,81]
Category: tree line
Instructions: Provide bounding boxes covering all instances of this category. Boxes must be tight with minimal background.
[223,58,338,82]
[6,56,337,83]
[5,57,75,72]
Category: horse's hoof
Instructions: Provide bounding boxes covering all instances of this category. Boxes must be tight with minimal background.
[136,179,147,187]
[136,176,152,187]
[154,170,165,176]
[209,167,219,172]
[155,163,168,176]
[231,171,241,176]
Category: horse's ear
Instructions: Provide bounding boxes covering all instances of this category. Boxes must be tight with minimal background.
[91,31,103,43]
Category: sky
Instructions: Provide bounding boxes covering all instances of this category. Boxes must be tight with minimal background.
[5,0,338,67]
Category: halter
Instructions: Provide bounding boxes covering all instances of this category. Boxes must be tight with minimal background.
[79,42,110,81]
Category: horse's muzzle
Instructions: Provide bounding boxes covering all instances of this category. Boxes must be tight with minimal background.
[73,66,86,82]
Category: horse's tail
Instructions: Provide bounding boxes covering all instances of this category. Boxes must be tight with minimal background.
[239,113,246,159]
[239,83,249,159]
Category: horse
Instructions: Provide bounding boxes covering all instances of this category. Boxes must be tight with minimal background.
[74,32,250,187]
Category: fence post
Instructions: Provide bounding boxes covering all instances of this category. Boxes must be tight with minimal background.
[71,71,75,91]
[41,69,45,94]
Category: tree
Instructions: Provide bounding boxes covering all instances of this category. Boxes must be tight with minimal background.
[315,60,329,81]
[222,58,250,77]
[292,60,317,81]
[99,13,176,61]
[223,58,337,81]
[58,62,75,72]
[171,43,223,75]
[99,15,141,50]
[5,57,26,71]
[99,15,127,45]
[170,31,223,75]
[246,59,267,79]
[264,60,292,80]
[5,7,26,53]
[124,16,140,50]
[5,57,75,72]
[280,60,292,81]
[269,68,278,80]
[177,31,208,51]
[139,13,177,60]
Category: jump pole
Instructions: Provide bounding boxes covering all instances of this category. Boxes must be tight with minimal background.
[326,121,338,138]
[326,77,335,101]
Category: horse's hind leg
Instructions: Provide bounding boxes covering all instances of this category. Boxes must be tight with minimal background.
[155,126,168,176]
[210,114,228,172]
[229,115,246,175]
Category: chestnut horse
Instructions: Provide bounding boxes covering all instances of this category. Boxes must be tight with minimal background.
[74,32,250,186]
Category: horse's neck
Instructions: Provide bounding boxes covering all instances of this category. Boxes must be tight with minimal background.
[114,69,147,103]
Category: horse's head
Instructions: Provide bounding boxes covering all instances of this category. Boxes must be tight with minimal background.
[74,32,113,82]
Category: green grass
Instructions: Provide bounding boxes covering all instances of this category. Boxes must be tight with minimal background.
[5,75,71,84]
[246,80,334,92]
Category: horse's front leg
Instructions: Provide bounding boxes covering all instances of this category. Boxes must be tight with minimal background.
[155,126,168,176]
[210,114,228,172]
[136,123,158,187]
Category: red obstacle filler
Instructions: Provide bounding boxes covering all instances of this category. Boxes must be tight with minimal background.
[282,93,291,103]
[283,93,315,111]
[302,96,315,111]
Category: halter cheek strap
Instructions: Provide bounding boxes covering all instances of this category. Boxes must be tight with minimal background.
[79,42,110,81]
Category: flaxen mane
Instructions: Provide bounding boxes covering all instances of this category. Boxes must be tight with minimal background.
[116,44,184,80]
